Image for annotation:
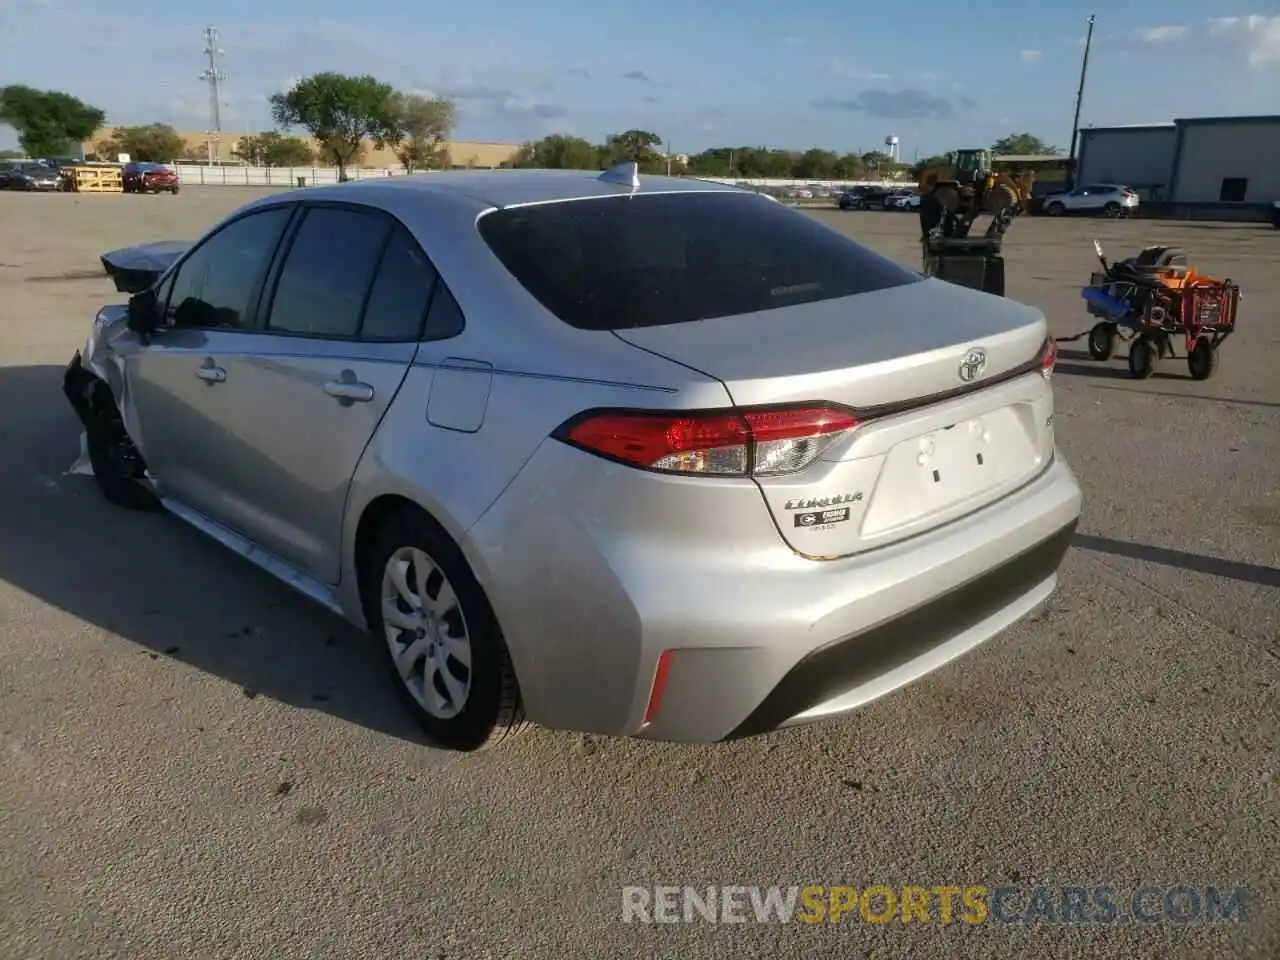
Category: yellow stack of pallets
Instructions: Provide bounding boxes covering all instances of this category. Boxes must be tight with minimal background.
[63,165,124,193]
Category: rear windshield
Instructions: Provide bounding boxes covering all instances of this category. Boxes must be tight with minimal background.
[476,191,922,330]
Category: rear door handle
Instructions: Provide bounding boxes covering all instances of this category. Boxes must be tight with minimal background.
[323,378,374,403]
[195,363,226,383]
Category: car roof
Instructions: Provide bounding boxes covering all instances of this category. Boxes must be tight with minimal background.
[251,168,744,214]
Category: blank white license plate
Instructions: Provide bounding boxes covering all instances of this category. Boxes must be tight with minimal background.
[861,410,1032,535]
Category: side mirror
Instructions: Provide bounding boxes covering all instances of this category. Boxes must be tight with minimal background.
[1092,239,1105,259]
[126,288,161,336]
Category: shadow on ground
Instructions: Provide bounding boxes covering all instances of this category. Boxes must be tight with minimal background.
[1073,533,1280,588]
[0,363,430,748]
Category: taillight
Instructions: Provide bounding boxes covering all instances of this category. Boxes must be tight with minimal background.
[1040,337,1057,378]
[557,405,861,477]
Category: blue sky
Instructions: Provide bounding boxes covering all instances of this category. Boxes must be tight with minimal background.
[2,0,1278,156]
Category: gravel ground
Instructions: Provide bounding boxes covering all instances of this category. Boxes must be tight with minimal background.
[1,187,1277,960]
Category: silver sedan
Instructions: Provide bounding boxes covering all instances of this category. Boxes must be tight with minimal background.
[65,165,1082,750]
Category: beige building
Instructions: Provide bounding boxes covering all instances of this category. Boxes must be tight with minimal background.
[84,127,520,169]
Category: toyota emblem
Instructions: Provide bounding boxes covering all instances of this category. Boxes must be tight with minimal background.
[958,348,987,382]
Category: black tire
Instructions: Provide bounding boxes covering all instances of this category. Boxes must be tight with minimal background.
[1187,339,1219,381]
[1104,201,1122,218]
[170,186,180,195]
[1046,201,1065,217]
[84,413,162,511]
[1088,322,1116,361]
[364,506,528,752]
[1128,336,1159,379]
[932,185,961,213]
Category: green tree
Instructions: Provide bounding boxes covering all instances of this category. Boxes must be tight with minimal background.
[991,133,1060,155]
[602,129,663,167]
[686,147,735,177]
[512,134,600,169]
[910,153,951,179]
[793,148,839,179]
[96,123,186,162]
[0,85,105,158]
[0,148,22,160]
[834,153,866,179]
[234,131,315,167]
[393,92,455,172]
[269,72,401,182]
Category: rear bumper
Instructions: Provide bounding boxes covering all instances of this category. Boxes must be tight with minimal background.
[468,442,1082,744]
[726,515,1074,739]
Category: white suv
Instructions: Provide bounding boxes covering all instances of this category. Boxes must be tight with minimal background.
[1042,184,1139,218]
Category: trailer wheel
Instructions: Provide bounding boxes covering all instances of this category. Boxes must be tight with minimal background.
[1088,322,1116,361]
[1128,336,1159,380]
[1187,339,1219,381]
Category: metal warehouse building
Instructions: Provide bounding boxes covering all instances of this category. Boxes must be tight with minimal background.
[1076,114,1280,217]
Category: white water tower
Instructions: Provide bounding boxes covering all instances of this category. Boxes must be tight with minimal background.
[884,135,900,163]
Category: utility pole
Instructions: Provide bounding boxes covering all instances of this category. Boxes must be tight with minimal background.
[199,26,229,164]
[665,139,672,176]
[1066,14,1096,189]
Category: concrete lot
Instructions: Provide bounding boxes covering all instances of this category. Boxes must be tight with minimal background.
[1,188,1277,960]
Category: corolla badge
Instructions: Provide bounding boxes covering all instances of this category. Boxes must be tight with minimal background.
[958,347,987,382]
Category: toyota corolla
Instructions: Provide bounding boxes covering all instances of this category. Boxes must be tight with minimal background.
[65,165,1082,751]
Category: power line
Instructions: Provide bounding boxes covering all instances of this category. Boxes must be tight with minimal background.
[199,26,229,162]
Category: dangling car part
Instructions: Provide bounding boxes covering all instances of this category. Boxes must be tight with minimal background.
[100,240,192,293]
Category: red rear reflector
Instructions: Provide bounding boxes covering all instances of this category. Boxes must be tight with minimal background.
[1040,337,1057,378]
[644,650,674,724]
[560,406,860,477]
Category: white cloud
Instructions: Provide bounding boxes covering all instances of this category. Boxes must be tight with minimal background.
[1020,50,1042,62]
[1133,25,1189,43]
[1209,14,1280,66]
[830,58,892,82]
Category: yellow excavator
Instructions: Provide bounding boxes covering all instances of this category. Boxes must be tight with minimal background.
[915,148,1035,297]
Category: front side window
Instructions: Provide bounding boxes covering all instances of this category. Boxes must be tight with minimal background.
[165,206,293,330]
[477,191,922,331]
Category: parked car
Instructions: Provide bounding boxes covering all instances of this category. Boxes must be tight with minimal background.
[837,189,863,210]
[66,167,1081,751]
[123,161,180,194]
[886,190,920,211]
[0,160,62,191]
[838,186,895,210]
[1041,184,1138,218]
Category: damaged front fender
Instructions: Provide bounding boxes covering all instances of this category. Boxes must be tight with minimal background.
[63,303,152,488]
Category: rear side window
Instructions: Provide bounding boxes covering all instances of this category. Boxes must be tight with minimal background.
[476,192,921,330]
[266,206,390,338]
[360,225,439,341]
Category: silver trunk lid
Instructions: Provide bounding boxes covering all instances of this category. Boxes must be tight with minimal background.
[614,278,1055,557]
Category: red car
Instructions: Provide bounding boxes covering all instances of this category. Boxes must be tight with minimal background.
[123,162,180,194]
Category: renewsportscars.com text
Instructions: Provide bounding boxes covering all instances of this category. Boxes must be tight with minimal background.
[621,885,1249,925]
